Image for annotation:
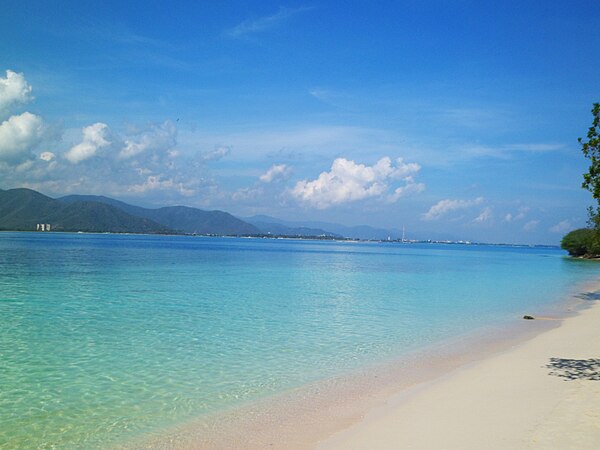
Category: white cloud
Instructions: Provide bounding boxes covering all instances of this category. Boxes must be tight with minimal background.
[549,219,572,233]
[0,112,45,164]
[504,206,529,222]
[128,175,194,196]
[119,121,176,160]
[422,197,484,221]
[523,220,540,231]
[387,176,425,202]
[199,146,230,162]
[0,70,33,118]
[474,206,493,223]
[291,157,423,209]
[232,186,264,201]
[64,123,111,163]
[40,151,55,161]
[0,73,202,201]
[260,163,291,183]
[229,163,292,204]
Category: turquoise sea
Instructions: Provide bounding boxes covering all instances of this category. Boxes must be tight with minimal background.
[1,232,599,448]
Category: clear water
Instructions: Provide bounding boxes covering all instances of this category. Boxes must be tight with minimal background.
[1,232,598,448]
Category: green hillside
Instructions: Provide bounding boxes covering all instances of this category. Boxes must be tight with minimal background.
[0,189,170,233]
[60,194,260,235]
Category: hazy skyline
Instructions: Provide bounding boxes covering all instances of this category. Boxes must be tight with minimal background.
[1,1,599,244]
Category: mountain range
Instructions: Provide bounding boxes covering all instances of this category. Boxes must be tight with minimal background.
[0,187,435,240]
[59,194,259,235]
[242,215,397,240]
[0,188,169,234]
[0,188,257,235]
[0,188,261,236]
[0,188,345,237]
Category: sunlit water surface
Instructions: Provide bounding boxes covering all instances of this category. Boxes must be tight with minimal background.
[1,233,598,448]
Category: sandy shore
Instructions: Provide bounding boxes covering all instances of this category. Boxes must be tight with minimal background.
[128,286,600,450]
[318,296,600,449]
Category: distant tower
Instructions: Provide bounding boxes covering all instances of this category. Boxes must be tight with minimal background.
[402,225,406,242]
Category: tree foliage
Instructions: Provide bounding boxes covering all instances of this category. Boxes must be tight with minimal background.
[562,103,600,257]
[561,228,597,257]
[580,103,600,224]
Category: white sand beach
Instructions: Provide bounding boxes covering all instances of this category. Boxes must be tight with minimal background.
[137,288,600,450]
[318,296,600,450]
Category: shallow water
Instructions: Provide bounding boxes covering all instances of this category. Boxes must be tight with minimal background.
[0,232,598,448]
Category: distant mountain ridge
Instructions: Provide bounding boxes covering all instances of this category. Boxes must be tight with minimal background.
[60,195,259,235]
[243,215,463,241]
[0,188,259,235]
[243,215,401,240]
[0,187,443,240]
[244,216,341,238]
[0,188,169,233]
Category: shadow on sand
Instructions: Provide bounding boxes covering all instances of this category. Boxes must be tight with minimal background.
[575,291,600,302]
[546,358,600,381]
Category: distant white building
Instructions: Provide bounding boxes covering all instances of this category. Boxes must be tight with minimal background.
[36,223,51,231]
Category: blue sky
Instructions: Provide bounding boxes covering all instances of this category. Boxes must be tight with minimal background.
[0,1,599,244]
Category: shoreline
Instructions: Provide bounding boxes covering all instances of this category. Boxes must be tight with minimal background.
[0,230,561,250]
[318,282,600,450]
[120,280,599,449]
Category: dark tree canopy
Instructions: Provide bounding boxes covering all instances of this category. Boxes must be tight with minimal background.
[561,228,597,257]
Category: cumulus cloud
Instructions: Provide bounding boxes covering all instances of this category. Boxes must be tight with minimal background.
[422,197,484,221]
[119,120,176,160]
[549,219,572,233]
[504,206,529,222]
[0,71,200,201]
[0,70,33,118]
[474,206,493,223]
[64,123,111,163]
[260,163,291,183]
[290,157,422,209]
[0,112,45,164]
[228,163,292,205]
[55,120,199,200]
[387,176,426,202]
